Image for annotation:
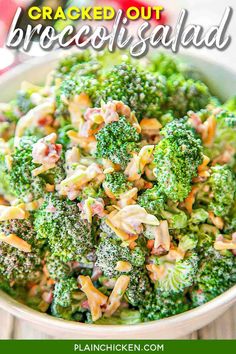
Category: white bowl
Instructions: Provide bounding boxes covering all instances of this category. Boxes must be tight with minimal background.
[0,51,236,339]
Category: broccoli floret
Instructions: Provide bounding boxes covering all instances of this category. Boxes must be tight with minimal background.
[95,237,146,278]
[224,203,236,233]
[10,136,65,201]
[208,165,236,217]
[177,232,198,252]
[0,101,20,124]
[95,115,140,168]
[149,53,201,81]
[0,152,12,196]
[95,237,131,278]
[155,252,199,294]
[45,254,71,281]
[16,90,35,115]
[190,208,209,224]
[56,75,99,118]
[57,124,76,147]
[192,247,236,305]
[9,136,46,200]
[153,119,203,202]
[51,278,87,321]
[166,74,211,118]
[54,51,100,81]
[103,172,131,198]
[140,290,190,322]
[97,63,166,120]
[138,186,188,228]
[0,218,42,283]
[125,268,152,306]
[34,194,92,262]
[138,185,166,216]
[215,110,236,150]
[53,278,78,307]
[202,109,236,165]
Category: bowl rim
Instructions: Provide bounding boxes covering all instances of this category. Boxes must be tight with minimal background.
[1,285,236,332]
[0,50,236,333]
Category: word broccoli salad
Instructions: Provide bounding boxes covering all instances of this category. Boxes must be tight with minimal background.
[0,51,236,325]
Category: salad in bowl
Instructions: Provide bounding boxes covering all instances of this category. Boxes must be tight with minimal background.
[0,51,236,326]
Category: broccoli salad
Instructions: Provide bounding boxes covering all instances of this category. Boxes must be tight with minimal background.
[0,51,236,325]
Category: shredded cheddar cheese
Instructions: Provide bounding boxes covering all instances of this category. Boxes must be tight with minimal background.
[115,261,132,272]
[0,205,29,221]
[125,145,154,182]
[208,211,224,230]
[105,275,130,317]
[78,275,108,322]
[0,233,31,252]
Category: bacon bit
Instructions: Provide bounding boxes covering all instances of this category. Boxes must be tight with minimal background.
[91,267,103,281]
[84,107,104,124]
[115,261,132,272]
[38,114,53,127]
[214,233,236,251]
[140,118,162,136]
[188,112,204,133]
[0,233,31,253]
[125,145,154,182]
[105,275,130,317]
[81,300,90,309]
[146,264,165,282]
[32,133,62,166]
[79,198,105,223]
[184,186,199,213]
[198,155,210,178]
[202,115,217,146]
[101,101,141,133]
[208,211,224,230]
[151,245,168,256]
[0,205,28,221]
[78,275,108,322]
[45,203,57,213]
